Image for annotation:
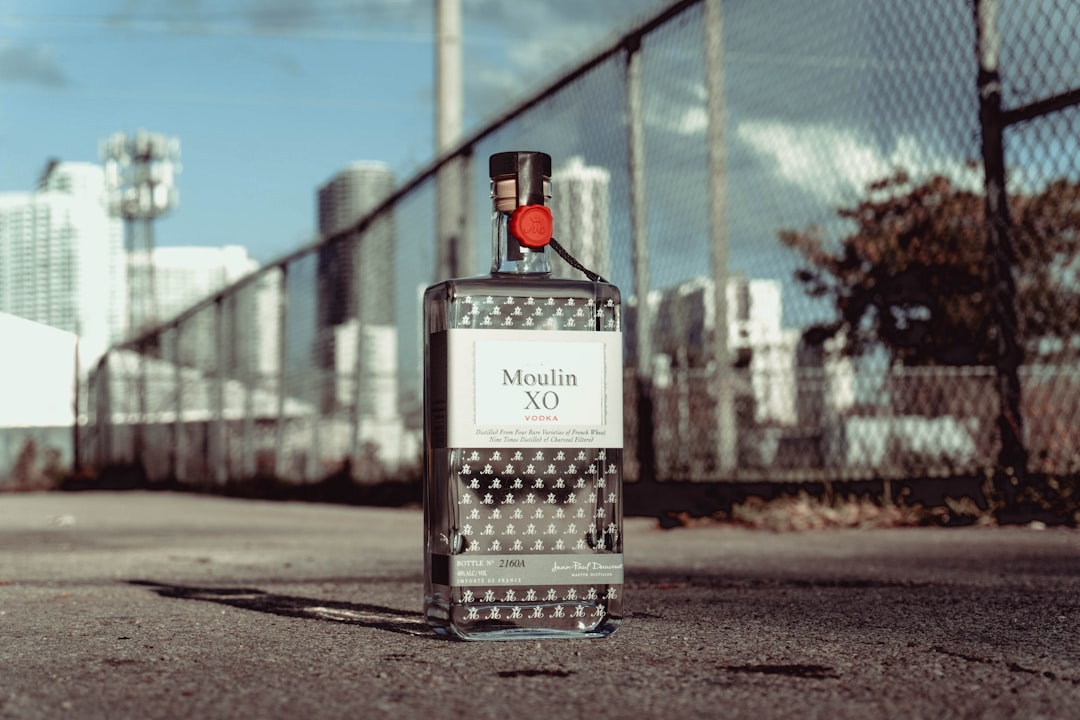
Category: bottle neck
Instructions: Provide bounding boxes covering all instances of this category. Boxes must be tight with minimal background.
[491,208,551,275]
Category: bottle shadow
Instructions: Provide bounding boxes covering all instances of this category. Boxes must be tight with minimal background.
[128,580,430,637]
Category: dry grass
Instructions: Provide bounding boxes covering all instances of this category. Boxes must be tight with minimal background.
[665,490,998,531]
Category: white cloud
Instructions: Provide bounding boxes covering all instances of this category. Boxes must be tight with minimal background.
[643,81,708,136]
[736,120,981,203]
[0,41,67,87]
[673,106,708,135]
[736,121,886,201]
[461,0,665,116]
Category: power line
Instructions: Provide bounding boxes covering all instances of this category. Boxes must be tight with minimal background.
[0,12,501,45]
[1,15,432,43]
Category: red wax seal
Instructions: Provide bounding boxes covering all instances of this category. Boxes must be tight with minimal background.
[511,205,552,248]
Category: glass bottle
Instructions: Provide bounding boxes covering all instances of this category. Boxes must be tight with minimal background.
[423,151,624,640]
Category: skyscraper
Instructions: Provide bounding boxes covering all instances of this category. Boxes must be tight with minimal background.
[0,161,126,365]
[314,161,401,466]
[316,161,395,335]
[549,156,611,281]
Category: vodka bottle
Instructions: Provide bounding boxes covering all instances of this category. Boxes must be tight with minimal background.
[423,151,624,640]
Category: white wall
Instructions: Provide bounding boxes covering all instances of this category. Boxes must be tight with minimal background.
[0,312,77,486]
[0,312,77,428]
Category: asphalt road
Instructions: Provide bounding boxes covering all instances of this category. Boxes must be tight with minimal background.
[1,491,1078,719]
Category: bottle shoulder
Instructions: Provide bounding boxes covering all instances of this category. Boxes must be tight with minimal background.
[424,274,621,334]
[426,274,620,302]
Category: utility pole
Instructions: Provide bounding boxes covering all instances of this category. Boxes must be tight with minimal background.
[974,0,1027,517]
[435,0,470,281]
[435,0,462,155]
[704,0,736,474]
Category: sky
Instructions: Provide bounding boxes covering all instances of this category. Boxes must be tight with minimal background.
[3,0,1073,329]
[0,0,667,265]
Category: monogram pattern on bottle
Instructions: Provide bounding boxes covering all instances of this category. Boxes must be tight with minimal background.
[454,447,621,553]
[449,445,622,626]
[454,295,620,332]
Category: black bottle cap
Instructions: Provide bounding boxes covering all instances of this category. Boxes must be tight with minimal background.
[489,151,551,207]
[489,151,552,179]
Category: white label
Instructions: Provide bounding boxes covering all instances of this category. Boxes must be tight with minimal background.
[475,339,603,425]
[446,329,622,448]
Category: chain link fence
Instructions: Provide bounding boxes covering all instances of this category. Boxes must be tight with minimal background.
[82,0,1080,516]
[993,0,1080,484]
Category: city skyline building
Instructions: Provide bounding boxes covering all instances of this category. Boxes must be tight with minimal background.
[549,156,611,281]
[315,161,396,340]
[647,274,801,426]
[140,244,258,321]
[644,273,861,471]
[315,161,403,467]
[0,161,126,366]
[128,245,274,378]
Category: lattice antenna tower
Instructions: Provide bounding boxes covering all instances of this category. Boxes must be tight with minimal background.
[100,131,181,337]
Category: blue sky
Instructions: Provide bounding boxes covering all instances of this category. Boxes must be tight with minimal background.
[0,0,665,264]
[5,0,1072,334]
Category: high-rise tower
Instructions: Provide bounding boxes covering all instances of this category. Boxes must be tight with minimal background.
[549,156,611,281]
[316,161,396,332]
[314,161,401,467]
[0,161,126,364]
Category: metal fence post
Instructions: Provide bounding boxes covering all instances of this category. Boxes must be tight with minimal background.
[97,355,111,469]
[240,294,256,479]
[210,298,226,485]
[308,368,321,484]
[350,233,368,481]
[135,343,148,472]
[626,33,657,485]
[705,0,737,476]
[172,325,184,484]
[975,0,1027,514]
[72,336,81,476]
[274,266,289,480]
